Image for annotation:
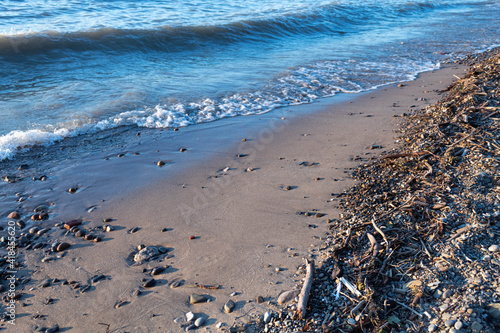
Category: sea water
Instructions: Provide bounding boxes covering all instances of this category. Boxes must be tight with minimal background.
[1,0,500,161]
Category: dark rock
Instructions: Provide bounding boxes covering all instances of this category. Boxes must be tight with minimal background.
[64,220,81,229]
[143,279,156,288]
[91,274,106,283]
[151,266,165,276]
[128,227,140,234]
[46,325,60,333]
[56,243,70,252]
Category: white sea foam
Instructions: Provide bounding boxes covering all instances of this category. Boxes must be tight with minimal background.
[0,128,70,161]
[0,58,441,162]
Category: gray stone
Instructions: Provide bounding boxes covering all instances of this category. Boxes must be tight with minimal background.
[442,313,452,321]
[170,280,182,288]
[488,303,500,319]
[190,294,208,304]
[433,289,443,299]
[454,320,463,330]
[428,324,437,332]
[444,319,456,327]
[46,325,60,333]
[37,279,51,288]
[439,304,449,312]
[264,311,272,323]
[224,299,235,313]
[443,289,453,298]
[158,246,169,254]
[194,316,206,327]
[134,246,160,262]
[471,322,483,333]
[277,289,300,304]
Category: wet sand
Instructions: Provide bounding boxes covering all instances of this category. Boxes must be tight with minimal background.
[1,64,467,332]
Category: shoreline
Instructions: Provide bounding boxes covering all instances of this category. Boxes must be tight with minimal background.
[2,63,470,332]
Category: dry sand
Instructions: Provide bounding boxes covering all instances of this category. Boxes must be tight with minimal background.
[2,64,467,332]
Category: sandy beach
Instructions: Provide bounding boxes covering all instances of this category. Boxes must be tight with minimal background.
[1,63,470,333]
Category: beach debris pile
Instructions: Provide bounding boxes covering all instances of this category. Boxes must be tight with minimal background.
[263,50,500,332]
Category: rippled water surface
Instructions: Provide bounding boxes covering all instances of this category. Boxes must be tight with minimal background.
[1,0,499,160]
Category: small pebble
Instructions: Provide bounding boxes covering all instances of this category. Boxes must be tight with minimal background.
[129,227,140,234]
[68,187,77,194]
[428,324,437,332]
[256,296,264,303]
[56,243,70,252]
[143,279,156,288]
[190,294,208,304]
[444,319,456,327]
[151,266,165,276]
[170,280,182,288]
[7,211,20,219]
[488,244,499,252]
[454,320,463,330]
[224,299,235,313]
[186,311,195,322]
[194,317,206,327]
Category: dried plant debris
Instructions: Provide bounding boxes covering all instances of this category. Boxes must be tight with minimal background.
[265,50,500,332]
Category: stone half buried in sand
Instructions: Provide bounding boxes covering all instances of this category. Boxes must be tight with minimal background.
[277,289,300,305]
[190,294,208,304]
[64,220,82,230]
[133,246,161,262]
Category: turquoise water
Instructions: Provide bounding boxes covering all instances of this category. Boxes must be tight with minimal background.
[1,0,499,160]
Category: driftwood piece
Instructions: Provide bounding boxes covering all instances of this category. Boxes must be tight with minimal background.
[297,260,315,319]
